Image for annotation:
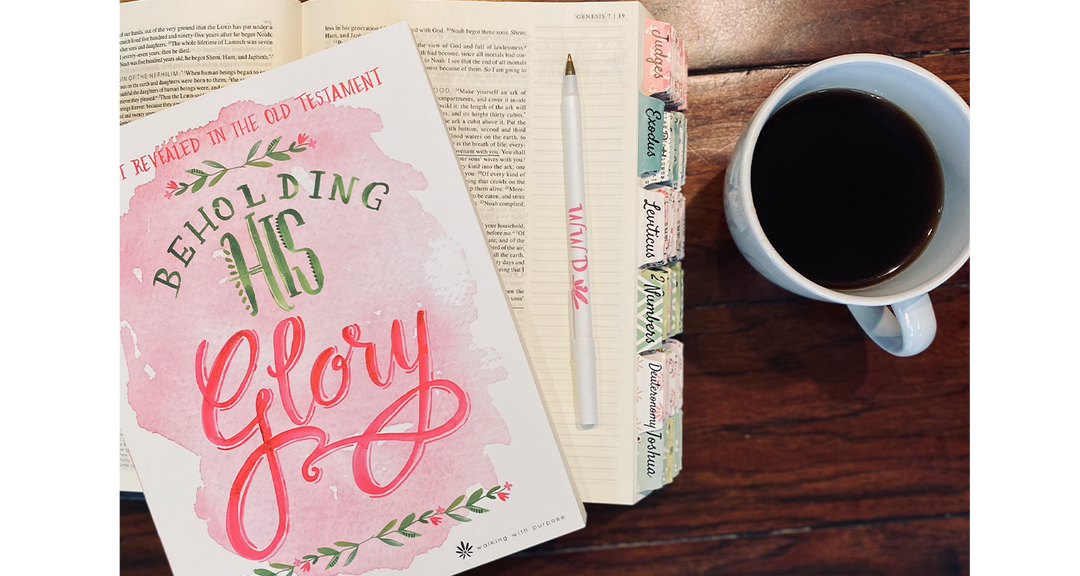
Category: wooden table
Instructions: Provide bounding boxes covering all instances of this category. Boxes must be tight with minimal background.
[121,0,970,573]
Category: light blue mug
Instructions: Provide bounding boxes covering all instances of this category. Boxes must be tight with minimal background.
[724,54,970,356]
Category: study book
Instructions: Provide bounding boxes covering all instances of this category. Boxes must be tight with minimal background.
[119,22,585,576]
[121,0,689,506]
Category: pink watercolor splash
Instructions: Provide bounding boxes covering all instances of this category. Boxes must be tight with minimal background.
[120,99,510,573]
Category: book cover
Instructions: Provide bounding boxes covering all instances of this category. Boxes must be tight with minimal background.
[119,22,584,576]
[120,0,690,506]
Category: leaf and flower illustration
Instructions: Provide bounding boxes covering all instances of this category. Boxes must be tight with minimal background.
[248,482,512,576]
[164,134,315,198]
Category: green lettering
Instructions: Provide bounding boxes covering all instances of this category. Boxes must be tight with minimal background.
[330,174,360,204]
[276,209,323,295]
[167,235,195,267]
[152,268,181,296]
[362,182,389,211]
[278,174,299,200]
[309,170,325,199]
[183,206,218,244]
[212,197,235,221]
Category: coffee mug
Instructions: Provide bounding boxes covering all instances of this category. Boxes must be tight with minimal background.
[724,54,969,356]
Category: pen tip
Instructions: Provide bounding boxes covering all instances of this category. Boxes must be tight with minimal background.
[565,54,575,76]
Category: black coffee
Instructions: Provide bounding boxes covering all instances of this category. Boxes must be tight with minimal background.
[750,88,944,290]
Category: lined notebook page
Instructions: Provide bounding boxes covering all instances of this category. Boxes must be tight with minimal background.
[302,0,646,504]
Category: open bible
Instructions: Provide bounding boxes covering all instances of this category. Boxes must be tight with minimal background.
[121,0,688,505]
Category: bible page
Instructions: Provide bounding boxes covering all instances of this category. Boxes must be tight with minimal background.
[120,0,301,125]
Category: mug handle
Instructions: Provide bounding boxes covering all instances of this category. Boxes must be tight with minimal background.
[847,294,937,357]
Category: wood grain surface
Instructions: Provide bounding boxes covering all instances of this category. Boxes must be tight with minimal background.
[120,1,970,573]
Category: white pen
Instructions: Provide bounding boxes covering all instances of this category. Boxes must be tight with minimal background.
[562,54,598,429]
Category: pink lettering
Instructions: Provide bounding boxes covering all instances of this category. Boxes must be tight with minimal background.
[195,310,469,560]
[567,204,589,272]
